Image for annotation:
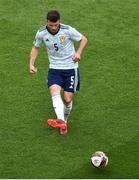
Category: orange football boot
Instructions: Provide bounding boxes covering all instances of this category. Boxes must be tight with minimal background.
[47,119,67,129]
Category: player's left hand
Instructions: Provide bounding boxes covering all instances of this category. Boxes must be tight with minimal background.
[72,52,81,62]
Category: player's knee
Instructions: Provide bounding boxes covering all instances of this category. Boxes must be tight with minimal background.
[64,97,72,105]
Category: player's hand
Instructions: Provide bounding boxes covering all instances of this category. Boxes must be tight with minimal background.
[29,65,37,74]
[72,52,81,62]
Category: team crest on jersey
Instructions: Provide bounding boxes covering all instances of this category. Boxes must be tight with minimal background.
[59,36,65,43]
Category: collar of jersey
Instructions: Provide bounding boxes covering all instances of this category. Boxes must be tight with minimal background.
[46,24,60,35]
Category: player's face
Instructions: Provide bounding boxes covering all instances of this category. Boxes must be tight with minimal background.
[47,20,60,33]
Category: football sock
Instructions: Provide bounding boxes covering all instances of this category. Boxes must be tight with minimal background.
[51,93,65,121]
[64,101,72,121]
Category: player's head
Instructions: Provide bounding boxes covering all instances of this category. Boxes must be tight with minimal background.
[46,10,60,33]
[47,10,60,22]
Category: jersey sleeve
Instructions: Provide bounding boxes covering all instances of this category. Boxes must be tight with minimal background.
[68,26,82,41]
[33,30,43,47]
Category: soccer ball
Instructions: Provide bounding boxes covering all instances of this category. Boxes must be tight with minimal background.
[91,151,108,168]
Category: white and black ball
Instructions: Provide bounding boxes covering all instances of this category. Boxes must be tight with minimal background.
[91,151,108,168]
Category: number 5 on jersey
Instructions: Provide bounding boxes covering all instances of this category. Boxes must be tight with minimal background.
[54,43,59,51]
[69,76,74,89]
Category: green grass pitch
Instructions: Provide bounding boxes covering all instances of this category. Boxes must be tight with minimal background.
[0,0,139,178]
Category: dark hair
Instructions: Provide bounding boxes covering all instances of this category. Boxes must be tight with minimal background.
[46,10,60,22]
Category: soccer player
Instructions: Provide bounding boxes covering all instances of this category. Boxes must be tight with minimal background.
[29,10,87,135]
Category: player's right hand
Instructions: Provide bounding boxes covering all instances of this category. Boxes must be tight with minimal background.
[29,65,37,74]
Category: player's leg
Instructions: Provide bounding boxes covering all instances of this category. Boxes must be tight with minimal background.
[59,68,80,135]
[63,91,73,121]
[58,91,73,135]
[49,84,65,121]
[47,69,67,130]
[47,84,67,129]
[63,68,80,121]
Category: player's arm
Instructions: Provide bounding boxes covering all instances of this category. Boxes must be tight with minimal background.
[29,46,39,74]
[72,35,87,62]
[29,29,43,74]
